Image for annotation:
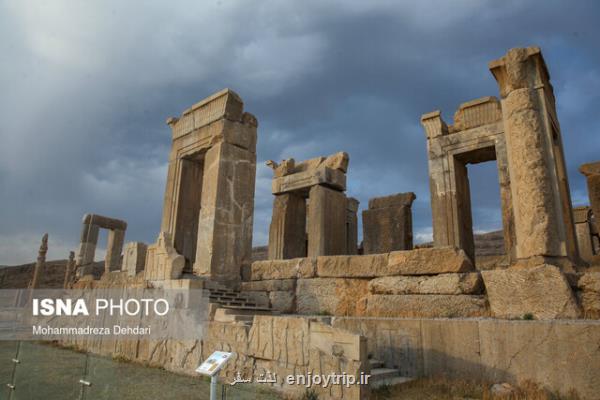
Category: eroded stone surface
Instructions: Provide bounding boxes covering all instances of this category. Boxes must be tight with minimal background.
[369,273,482,295]
[364,294,488,318]
[250,258,316,280]
[482,264,580,319]
[387,247,474,275]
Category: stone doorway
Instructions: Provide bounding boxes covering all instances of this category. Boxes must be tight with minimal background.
[174,152,205,272]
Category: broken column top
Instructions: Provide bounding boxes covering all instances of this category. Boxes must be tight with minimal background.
[368,192,416,210]
[580,161,600,177]
[489,46,552,98]
[267,151,349,195]
[346,197,360,212]
[82,214,127,230]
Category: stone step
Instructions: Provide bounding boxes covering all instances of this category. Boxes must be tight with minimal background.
[370,375,415,389]
[220,305,275,313]
[369,359,384,369]
[370,368,401,382]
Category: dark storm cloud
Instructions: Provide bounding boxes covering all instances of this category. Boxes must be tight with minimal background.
[1,1,599,263]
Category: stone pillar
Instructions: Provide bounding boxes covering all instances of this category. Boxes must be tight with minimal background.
[307,185,347,257]
[580,161,600,234]
[105,229,125,274]
[362,193,416,254]
[76,223,99,271]
[268,193,306,260]
[490,47,579,266]
[123,242,148,277]
[194,140,256,282]
[346,197,360,255]
[63,251,75,288]
[573,207,595,263]
[30,233,48,290]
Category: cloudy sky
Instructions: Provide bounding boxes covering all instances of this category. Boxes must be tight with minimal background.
[1,1,599,265]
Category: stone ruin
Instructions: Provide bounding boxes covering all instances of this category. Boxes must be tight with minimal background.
[266,152,351,259]
[75,213,127,277]
[45,47,600,400]
[362,192,416,254]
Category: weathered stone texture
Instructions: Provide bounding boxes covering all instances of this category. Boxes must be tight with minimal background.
[268,193,306,260]
[369,273,483,295]
[122,242,147,277]
[387,247,474,275]
[576,272,600,318]
[144,232,185,280]
[580,161,600,234]
[296,278,369,316]
[250,258,316,280]
[241,279,296,292]
[307,185,348,257]
[490,47,578,263]
[363,192,415,254]
[316,254,389,278]
[364,294,487,318]
[269,291,295,313]
[482,264,580,319]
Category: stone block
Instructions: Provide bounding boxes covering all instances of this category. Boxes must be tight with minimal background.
[122,242,147,277]
[478,319,600,399]
[250,258,316,280]
[369,273,483,295]
[144,232,185,280]
[269,291,295,313]
[247,316,310,366]
[268,193,307,260]
[367,192,416,210]
[241,279,296,292]
[331,318,423,377]
[420,319,482,380]
[362,206,413,254]
[307,185,347,257]
[364,294,487,318]
[316,254,389,278]
[272,167,346,194]
[296,278,369,316]
[482,264,581,319]
[387,247,474,275]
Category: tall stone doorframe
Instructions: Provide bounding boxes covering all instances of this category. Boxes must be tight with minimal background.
[421,97,515,263]
[157,89,257,284]
[266,152,350,259]
[422,47,580,268]
[76,214,127,277]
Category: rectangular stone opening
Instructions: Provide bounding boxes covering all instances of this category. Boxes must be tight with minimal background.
[454,146,505,266]
[174,152,205,272]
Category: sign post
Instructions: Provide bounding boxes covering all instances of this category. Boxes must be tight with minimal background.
[196,351,232,400]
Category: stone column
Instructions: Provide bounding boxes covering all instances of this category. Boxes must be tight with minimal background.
[76,223,99,276]
[580,161,600,233]
[490,47,578,265]
[307,185,347,257]
[268,193,307,259]
[346,197,360,255]
[194,141,256,282]
[30,233,48,290]
[105,229,125,274]
[63,251,75,288]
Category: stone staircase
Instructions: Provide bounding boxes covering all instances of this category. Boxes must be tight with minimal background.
[204,284,277,326]
[368,358,414,389]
